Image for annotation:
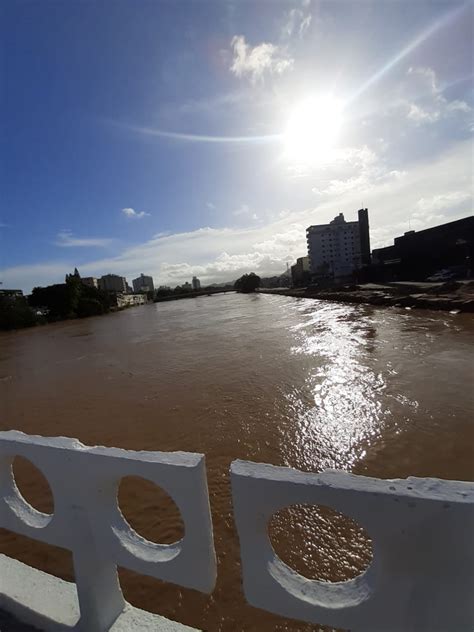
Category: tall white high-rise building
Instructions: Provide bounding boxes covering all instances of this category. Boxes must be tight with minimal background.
[192,276,201,290]
[306,209,370,278]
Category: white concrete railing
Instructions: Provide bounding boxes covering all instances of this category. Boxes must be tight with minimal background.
[231,460,474,632]
[0,431,215,632]
[0,431,473,632]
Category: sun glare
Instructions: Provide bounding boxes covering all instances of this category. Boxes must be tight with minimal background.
[284,96,343,164]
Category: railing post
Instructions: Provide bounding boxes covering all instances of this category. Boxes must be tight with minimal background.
[0,431,215,632]
[71,506,125,632]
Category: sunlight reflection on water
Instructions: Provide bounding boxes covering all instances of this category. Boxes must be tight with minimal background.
[286,302,389,470]
[1,293,473,631]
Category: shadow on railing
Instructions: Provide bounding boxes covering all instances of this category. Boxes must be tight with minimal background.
[0,431,473,632]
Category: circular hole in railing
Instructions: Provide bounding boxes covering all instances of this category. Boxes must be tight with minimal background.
[12,456,54,515]
[269,503,373,582]
[118,476,185,544]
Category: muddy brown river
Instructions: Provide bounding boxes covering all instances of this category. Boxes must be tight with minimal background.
[0,293,473,631]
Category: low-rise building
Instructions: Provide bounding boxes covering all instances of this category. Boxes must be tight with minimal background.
[99,274,127,293]
[371,216,474,281]
[115,293,147,308]
[306,208,370,279]
[290,256,310,287]
[132,273,154,293]
[0,289,23,298]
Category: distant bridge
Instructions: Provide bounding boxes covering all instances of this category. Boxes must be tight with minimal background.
[154,288,235,302]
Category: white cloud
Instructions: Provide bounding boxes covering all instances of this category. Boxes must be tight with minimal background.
[55,230,113,248]
[310,145,406,197]
[446,100,471,114]
[206,202,216,210]
[122,207,150,219]
[415,191,472,214]
[318,168,406,198]
[233,204,250,216]
[282,2,312,39]
[2,141,472,293]
[407,103,440,123]
[230,35,294,84]
[233,204,259,221]
[405,66,471,125]
[408,66,437,93]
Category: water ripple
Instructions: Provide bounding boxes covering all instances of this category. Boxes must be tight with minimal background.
[284,302,387,470]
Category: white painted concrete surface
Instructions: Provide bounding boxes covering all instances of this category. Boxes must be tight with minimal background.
[0,431,215,632]
[0,554,196,631]
[1,431,473,631]
[231,459,474,632]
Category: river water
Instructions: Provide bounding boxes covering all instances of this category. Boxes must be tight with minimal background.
[0,293,473,631]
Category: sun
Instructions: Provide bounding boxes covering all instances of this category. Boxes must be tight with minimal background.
[283,96,343,164]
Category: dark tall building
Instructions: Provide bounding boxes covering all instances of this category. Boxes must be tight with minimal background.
[132,273,154,293]
[358,208,371,266]
[99,274,128,293]
[371,216,474,281]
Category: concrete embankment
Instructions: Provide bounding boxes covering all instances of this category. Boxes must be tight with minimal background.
[260,280,474,312]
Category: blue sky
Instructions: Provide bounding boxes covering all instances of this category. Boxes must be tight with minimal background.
[1,0,472,292]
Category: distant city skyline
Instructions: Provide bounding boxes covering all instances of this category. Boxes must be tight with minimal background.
[1,1,472,293]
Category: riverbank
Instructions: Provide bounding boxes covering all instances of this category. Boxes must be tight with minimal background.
[260,280,474,312]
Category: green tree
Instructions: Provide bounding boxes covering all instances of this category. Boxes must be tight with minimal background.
[81,284,113,311]
[29,284,78,320]
[0,295,37,330]
[155,287,173,299]
[234,272,261,293]
[76,298,104,317]
[29,277,112,321]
